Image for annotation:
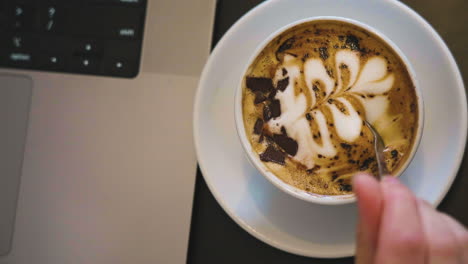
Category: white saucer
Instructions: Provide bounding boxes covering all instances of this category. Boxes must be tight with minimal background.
[194,0,467,258]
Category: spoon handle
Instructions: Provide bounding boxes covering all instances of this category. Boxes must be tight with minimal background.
[364,121,389,180]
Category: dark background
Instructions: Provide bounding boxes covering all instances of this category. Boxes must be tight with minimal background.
[187,0,468,263]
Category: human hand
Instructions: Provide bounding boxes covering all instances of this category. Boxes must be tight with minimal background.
[353,173,468,264]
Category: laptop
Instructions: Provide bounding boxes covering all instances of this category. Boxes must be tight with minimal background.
[0,0,215,263]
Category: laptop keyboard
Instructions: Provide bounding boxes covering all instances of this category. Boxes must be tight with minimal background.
[0,0,147,78]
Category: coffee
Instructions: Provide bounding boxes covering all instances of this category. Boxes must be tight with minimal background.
[241,20,419,195]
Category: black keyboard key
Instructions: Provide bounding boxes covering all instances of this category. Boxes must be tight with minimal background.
[73,40,102,55]
[5,3,35,32]
[0,2,8,32]
[68,7,144,39]
[71,56,100,73]
[39,4,65,33]
[37,53,65,70]
[5,50,34,67]
[102,57,137,77]
[39,37,72,54]
[104,39,140,59]
[6,34,35,50]
[90,0,146,6]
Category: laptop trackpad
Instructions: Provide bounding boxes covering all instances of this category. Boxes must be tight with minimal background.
[0,74,32,256]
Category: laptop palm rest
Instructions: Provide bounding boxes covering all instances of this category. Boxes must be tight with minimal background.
[0,74,32,256]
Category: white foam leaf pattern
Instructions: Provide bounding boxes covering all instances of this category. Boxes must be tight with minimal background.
[328,98,362,142]
[268,51,394,169]
[335,50,360,93]
[304,59,335,106]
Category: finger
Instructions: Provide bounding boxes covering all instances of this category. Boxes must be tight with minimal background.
[375,176,426,264]
[353,173,383,264]
[440,210,468,263]
[418,200,460,264]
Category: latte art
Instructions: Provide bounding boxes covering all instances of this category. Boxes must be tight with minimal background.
[268,51,394,169]
[242,20,419,195]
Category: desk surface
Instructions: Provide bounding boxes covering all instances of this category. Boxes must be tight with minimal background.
[188,1,468,263]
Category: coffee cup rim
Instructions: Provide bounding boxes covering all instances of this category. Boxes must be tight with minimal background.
[234,16,424,205]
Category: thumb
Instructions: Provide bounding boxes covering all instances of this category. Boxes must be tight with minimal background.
[354,173,384,264]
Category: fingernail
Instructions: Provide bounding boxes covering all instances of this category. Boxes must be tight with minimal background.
[352,173,370,184]
[382,176,399,184]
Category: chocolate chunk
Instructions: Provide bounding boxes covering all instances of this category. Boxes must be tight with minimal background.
[273,134,298,156]
[338,35,345,41]
[277,37,295,54]
[333,44,339,49]
[340,64,348,69]
[319,47,329,60]
[360,157,375,171]
[253,118,264,135]
[263,105,272,121]
[340,143,352,151]
[265,135,275,144]
[345,35,360,51]
[391,149,399,159]
[282,68,287,76]
[260,145,285,165]
[277,77,289,92]
[301,53,310,62]
[246,77,274,93]
[254,92,266,104]
[270,99,281,118]
[305,113,312,120]
[258,134,264,143]
[268,89,277,100]
[328,98,334,104]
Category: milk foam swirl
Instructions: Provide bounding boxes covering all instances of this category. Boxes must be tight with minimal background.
[268,51,394,169]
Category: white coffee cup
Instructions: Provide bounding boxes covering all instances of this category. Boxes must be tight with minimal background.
[234,16,424,205]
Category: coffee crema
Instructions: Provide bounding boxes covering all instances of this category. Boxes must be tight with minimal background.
[242,20,419,195]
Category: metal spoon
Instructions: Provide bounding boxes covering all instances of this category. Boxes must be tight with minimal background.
[364,120,389,179]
